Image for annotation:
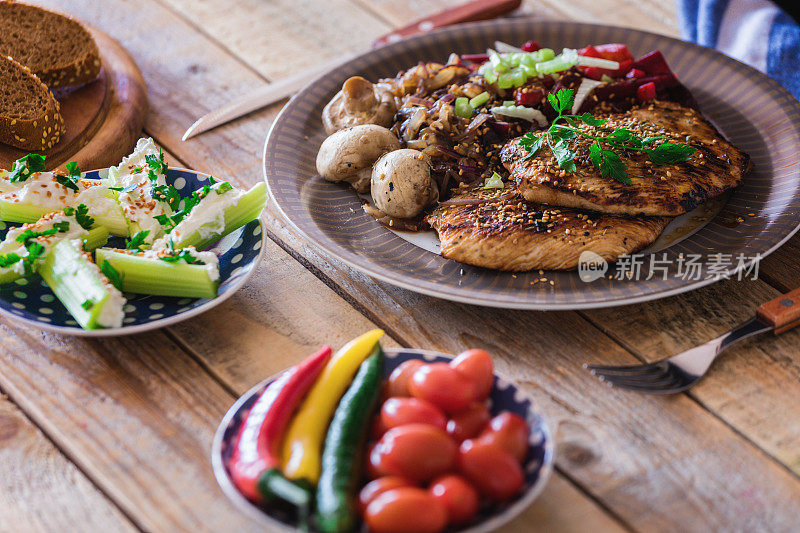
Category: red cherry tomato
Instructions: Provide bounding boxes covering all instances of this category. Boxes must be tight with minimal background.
[410,362,476,413]
[358,476,414,515]
[429,474,479,525]
[446,402,491,442]
[365,487,448,533]
[477,412,530,463]
[450,349,494,400]
[367,441,392,479]
[381,397,447,431]
[386,360,425,397]
[371,423,457,482]
[458,440,524,501]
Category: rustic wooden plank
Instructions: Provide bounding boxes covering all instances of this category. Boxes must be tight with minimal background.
[582,278,800,474]
[0,320,267,533]
[0,395,138,533]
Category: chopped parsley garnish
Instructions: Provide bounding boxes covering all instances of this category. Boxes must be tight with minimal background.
[519,88,696,184]
[151,183,181,211]
[154,182,220,231]
[55,173,80,192]
[16,228,58,245]
[64,204,94,230]
[0,253,21,268]
[158,249,204,265]
[215,181,233,194]
[81,299,94,310]
[126,230,150,250]
[52,221,71,233]
[65,161,81,177]
[100,260,123,290]
[145,151,168,175]
[109,184,137,193]
[9,154,46,182]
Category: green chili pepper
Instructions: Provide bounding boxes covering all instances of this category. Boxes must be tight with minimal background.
[315,343,383,532]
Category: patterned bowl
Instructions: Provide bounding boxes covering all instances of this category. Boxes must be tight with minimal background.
[212,347,554,533]
[264,19,800,310]
[0,168,265,336]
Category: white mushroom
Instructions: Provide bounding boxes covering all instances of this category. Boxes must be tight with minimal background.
[316,125,400,193]
[371,149,438,219]
[322,76,397,135]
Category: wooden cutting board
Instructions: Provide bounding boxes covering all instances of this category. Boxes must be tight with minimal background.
[0,25,148,172]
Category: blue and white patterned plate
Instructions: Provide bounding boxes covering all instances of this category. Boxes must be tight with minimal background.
[212,347,554,533]
[0,168,265,336]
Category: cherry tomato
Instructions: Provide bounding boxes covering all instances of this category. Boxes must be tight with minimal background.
[458,440,524,501]
[429,474,479,525]
[358,476,414,515]
[367,441,392,479]
[477,412,530,463]
[450,349,494,400]
[410,363,475,413]
[386,359,425,397]
[370,423,457,482]
[381,397,447,431]
[446,402,490,442]
[365,487,448,533]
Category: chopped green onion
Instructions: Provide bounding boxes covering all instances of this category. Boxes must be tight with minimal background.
[484,172,504,189]
[454,97,473,118]
[503,100,515,107]
[469,92,491,108]
[536,55,576,75]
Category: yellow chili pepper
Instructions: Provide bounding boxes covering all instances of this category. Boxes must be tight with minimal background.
[281,329,384,484]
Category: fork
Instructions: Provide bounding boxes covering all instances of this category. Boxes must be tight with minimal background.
[586,287,800,394]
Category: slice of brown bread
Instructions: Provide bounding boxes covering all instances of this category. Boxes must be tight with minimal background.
[0,1,101,89]
[0,54,65,151]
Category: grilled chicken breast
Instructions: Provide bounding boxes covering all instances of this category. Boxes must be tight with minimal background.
[501,101,750,216]
[427,185,670,271]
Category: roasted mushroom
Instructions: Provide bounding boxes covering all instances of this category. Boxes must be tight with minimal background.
[371,149,438,219]
[316,124,401,193]
[322,76,397,135]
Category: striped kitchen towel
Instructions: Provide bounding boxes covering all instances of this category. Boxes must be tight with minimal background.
[677,0,800,99]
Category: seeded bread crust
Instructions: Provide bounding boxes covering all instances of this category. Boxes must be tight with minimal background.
[0,1,101,89]
[0,55,65,151]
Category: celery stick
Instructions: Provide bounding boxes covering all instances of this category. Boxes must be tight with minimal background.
[0,198,129,237]
[164,182,266,250]
[40,239,126,329]
[95,248,219,299]
[0,226,108,285]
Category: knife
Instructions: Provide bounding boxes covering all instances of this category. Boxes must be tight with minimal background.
[182,0,522,141]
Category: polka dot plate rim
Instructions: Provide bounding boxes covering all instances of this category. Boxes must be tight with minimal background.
[211,347,554,533]
[0,167,265,337]
[263,19,800,310]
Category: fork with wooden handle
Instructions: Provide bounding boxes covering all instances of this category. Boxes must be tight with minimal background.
[586,287,800,394]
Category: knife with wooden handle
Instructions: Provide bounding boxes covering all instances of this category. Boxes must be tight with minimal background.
[182,0,522,141]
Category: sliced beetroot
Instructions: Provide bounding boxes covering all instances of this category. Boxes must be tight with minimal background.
[631,50,672,75]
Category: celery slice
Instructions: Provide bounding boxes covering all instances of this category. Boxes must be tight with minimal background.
[94,248,219,299]
[164,182,266,250]
[40,239,125,329]
[0,226,108,285]
[454,97,473,118]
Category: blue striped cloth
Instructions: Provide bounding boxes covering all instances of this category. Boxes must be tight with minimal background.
[677,0,800,99]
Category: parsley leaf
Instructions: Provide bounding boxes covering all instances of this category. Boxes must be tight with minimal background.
[151,183,181,211]
[109,184,137,194]
[52,221,70,233]
[100,260,123,291]
[0,253,21,268]
[126,230,151,251]
[215,182,233,194]
[16,228,57,245]
[145,151,168,175]
[589,141,629,184]
[9,154,46,182]
[65,204,94,230]
[65,161,81,177]
[81,299,94,310]
[550,138,576,172]
[547,89,574,114]
[159,249,204,265]
[575,113,608,127]
[646,141,697,164]
[55,173,79,192]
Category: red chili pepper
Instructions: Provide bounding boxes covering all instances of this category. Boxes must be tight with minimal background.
[230,345,332,502]
[521,40,541,52]
[637,82,657,102]
[578,45,602,58]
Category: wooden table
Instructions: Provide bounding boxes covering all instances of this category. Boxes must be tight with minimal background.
[2,1,800,532]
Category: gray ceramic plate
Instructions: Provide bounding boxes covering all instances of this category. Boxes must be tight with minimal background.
[263,19,800,310]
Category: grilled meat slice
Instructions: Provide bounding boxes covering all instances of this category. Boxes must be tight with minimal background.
[500,101,750,216]
[427,185,670,271]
